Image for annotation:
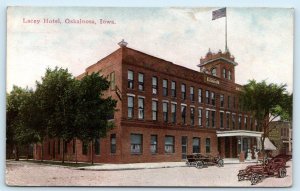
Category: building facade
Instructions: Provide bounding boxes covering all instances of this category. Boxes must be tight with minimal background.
[34,41,262,163]
[269,121,292,155]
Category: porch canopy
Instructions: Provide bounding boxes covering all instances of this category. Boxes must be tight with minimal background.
[216,130,263,138]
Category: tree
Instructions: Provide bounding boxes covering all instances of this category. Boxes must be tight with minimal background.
[239,80,292,164]
[35,67,78,163]
[6,86,38,160]
[75,72,117,164]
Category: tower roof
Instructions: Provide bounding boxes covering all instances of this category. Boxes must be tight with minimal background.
[197,49,238,67]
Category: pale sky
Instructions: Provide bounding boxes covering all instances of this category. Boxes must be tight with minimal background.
[7,7,294,93]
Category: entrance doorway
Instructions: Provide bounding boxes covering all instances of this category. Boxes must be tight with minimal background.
[225,137,230,158]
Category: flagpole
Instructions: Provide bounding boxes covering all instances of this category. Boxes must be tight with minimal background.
[225,9,227,52]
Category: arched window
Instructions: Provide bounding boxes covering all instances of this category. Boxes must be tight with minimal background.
[228,71,232,80]
[211,68,217,76]
[222,68,226,78]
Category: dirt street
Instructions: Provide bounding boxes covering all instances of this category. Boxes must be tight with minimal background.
[5,160,292,187]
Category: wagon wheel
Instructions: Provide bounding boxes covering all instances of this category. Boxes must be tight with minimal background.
[217,159,224,167]
[185,161,190,166]
[196,161,204,169]
[278,167,287,178]
[250,173,260,185]
[238,174,244,181]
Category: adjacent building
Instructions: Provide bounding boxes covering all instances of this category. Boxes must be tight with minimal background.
[269,121,292,155]
[33,40,263,163]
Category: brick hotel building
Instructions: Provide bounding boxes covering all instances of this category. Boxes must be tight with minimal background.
[33,40,263,163]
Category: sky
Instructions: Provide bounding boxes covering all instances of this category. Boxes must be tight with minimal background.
[7,7,294,93]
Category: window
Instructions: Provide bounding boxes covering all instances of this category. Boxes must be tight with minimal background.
[110,72,115,90]
[171,81,176,97]
[110,134,116,154]
[181,136,188,159]
[48,142,51,155]
[181,84,186,100]
[238,116,242,129]
[94,138,100,155]
[211,111,216,128]
[190,86,194,101]
[206,110,210,128]
[152,101,158,121]
[64,141,68,153]
[128,96,134,119]
[58,139,60,154]
[206,90,210,104]
[130,134,142,154]
[165,136,175,153]
[198,108,202,127]
[128,70,134,89]
[206,138,211,153]
[198,89,202,103]
[138,97,144,120]
[150,135,157,154]
[220,112,224,129]
[171,103,176,123]
[222,68,226,78]
[152,76,158,95]
[228,71,232,80]
[163,102,168,122]
[211,92,215,106]
[244,117,248,129]
[190,107,195,126]
[211,68,217,76]
[138,73,144,91]
[82,141,88,155]
[255,120,258,131]
[250,117,253,130]
[73,139,75,154]
[228,96,231,108]
[232,114,236,129]
[163,79,168,96]
[226,113,230,129]
[220,94,224,107]
[181,105,186,124]
[193,138,200,153]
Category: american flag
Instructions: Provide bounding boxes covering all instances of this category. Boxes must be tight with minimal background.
[212,8,226,20]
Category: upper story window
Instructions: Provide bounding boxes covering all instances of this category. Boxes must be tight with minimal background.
[233,96,236,109]
[211,92,215,106]
[190,86,195,101]
[226,113,230,129]
[127,96,134,119]
[222,68,226,78]
[163,102,168,122]
[109,72,116,90]
[171,81,176,97]
[198,89,203,103]
[138,73,144,91]
[190,107,195,126]
[198,108,203,127]
[152,76,158,95]
[220,94,224,107]
[238,115,242,129]
[228,96,231,109]
[181,105,187,124]
[138,97,144,120]
[220,112,224,129]
[128,70,134,89]
[163,79,168,96]
[228,70,232,80]
[206,138,211,153]
[206,110,210,128]
[171,103,176,124]
[152,100,158,121]
[211,68,217,76]
[206,90,210,104]
[232,114,236,129]
[211,111,216,128]
[244,117,248,129]
[181,84,186,100]
[165,136,175,153]
[150,135,158,154]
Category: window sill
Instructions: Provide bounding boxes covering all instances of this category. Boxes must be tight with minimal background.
[131,153,142,155]
[165,153,175,155]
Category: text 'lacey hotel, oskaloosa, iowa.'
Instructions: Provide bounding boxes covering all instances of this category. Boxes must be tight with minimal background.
[34,40,264,163]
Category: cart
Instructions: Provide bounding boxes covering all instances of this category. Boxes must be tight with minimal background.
[237,155,288,185]
[186,153,224,169]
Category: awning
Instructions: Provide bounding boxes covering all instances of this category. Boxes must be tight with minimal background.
[263,137,277,150]
[216,130,263,138]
